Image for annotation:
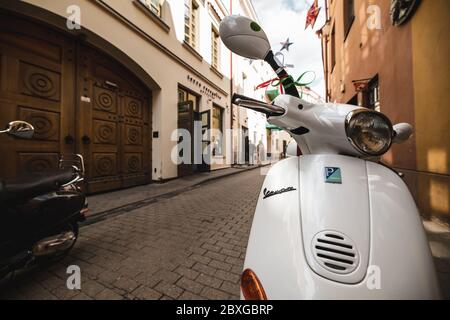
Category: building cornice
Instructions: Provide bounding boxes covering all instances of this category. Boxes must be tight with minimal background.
[182,41,204,62]
[210,66,224,79]
[213,0,229,16]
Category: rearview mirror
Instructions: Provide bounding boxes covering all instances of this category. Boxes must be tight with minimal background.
[393,123,413,144]
[219,15,271,60]
[2,121,35,139]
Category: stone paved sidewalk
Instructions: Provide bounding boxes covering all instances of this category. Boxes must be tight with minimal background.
[423,220,450,299]
[87,165,264,217]
[0,166,448,300]
[0,169,265,300]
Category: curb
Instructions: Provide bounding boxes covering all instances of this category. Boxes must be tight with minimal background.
[189,164,268,188]
[81,164,269,227]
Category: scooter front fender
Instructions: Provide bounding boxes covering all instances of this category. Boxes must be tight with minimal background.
[243,155,440,299]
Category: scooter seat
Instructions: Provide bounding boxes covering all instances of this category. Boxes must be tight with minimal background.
[0,168,76,204]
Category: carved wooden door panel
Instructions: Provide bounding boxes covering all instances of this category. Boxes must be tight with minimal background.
[121,83,151,189]
[78,45,151,193]
[0,14,75,178]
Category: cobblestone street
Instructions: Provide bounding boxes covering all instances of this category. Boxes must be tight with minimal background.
[0,169,265,300]
[0,167,449,300]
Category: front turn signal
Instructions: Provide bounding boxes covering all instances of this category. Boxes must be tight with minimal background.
[241,268,267,300]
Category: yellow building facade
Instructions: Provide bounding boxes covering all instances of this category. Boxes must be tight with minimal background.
[320,0,450,223]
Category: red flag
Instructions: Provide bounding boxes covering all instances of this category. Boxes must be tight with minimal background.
[305,0,321,30]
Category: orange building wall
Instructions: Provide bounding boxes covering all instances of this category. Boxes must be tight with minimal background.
[323,0,450,223]
[411,0,450,221]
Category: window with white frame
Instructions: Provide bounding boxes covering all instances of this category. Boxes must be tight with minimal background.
[211,27,220,69]
[139,0,163,18]
[184,0,199,49]
[368,75,380,111]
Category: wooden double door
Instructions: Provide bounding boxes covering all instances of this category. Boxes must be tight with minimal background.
[0,13,152,193]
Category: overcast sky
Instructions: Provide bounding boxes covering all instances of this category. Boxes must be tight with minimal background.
[251,0,326,97]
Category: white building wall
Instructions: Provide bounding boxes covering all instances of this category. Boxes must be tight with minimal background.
[229,0,280,164]
[15,0,288,181]
[168,0,284,166]
[16,0,236,180]
[169,0,230,77]
[170,0,185,43]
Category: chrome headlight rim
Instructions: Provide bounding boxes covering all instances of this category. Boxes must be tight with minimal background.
[345,109,394,157]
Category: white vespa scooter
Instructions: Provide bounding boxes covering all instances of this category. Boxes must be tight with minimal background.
[220,15,441,300]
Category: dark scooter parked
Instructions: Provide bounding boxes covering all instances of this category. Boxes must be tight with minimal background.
[0,121,88,280]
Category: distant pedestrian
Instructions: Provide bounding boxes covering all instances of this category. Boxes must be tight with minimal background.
[257,141,265,165]
[249,142,256,165]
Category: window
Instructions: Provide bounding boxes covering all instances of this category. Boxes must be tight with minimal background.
[368,76,380,111]
[330,24,336,71]
[178,87,199,111]
[178,88,186,103]
[212,105,223,156]
[344,0,355,39]
[211,28,220,69]
[139,0,163,18]
[360,76,380,111]
[185,0,199,49]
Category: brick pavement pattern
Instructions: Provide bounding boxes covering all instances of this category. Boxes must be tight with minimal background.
[1,167,449,300]
[0,169,265,300]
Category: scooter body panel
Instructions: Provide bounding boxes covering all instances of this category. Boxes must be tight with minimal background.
[299,155,370,285]
[269,95,362,156]
[0,190,85,259]
[243,155,440,299]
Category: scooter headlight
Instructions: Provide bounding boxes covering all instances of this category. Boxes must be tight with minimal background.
[345,109,393,156]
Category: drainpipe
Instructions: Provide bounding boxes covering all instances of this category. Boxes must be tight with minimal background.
[322,32,328,102]
[324,0,329,102]
[229,0,234,165]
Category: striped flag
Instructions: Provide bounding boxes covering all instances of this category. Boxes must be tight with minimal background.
[305,0,321,30]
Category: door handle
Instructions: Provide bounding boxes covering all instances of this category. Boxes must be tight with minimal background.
[105,81,118,88]
[64,135,74,145]
[82,135,91,145]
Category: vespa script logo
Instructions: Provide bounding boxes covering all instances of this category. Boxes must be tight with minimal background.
[263,187,297,200]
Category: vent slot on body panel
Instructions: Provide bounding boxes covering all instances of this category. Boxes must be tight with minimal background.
[312,231,359,275]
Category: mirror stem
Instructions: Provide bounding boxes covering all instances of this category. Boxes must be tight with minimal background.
[264,50,300,98]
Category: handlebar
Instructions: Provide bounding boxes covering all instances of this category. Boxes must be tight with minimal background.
[59,154,85,187]
[264,51,300,98]
[232,94,285,117]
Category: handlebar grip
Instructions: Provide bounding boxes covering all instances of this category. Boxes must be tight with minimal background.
[231,93,285,117]
[232,94,264,105]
